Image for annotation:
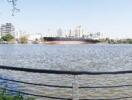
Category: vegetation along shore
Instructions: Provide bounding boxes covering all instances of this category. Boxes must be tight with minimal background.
[1,33,132,44]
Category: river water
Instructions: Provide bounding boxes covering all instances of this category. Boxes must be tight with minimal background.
[0,44,132,99]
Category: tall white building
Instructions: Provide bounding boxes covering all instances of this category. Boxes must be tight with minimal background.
[57,28,63,37]
[0,23,15,37]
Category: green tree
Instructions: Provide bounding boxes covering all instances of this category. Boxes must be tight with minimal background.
[126,39,132,44]
[19,36,28,44]
[1,34,14,42]
[0,38,3,42]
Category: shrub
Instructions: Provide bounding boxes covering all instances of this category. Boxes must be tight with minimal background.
[19,36,28,44]
[1,34,14,42]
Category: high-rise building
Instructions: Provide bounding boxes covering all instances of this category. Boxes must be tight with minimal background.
[0,23,15,36]
[57,28,63,37]
[74,25,82,38]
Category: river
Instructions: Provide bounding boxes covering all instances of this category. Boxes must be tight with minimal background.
[0,44,132,99]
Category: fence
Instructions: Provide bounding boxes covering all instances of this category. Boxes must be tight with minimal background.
[0,65,132,100]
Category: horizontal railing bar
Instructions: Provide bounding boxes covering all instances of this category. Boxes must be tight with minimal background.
[1,65,132,75]
[0,87,72,100]
[0,77,72,88]
[1,86,132,100]
[1,65,132,100]
[79,84,132,88]
[79,96,132,100]
[80,96,132,100]
[1,77,132,89]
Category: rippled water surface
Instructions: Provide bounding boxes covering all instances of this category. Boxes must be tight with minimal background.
[1,44,132,71]
[0,44,132,99]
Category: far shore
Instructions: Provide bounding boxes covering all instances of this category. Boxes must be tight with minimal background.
[1,38,132,45]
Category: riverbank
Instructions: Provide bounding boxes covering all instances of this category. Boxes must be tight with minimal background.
[1,38,132,45]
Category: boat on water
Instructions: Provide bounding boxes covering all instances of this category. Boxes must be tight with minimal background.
[43,37,100,44]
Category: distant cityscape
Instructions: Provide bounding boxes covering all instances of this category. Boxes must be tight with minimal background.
[0,23,107,42]
[1,23,132,44]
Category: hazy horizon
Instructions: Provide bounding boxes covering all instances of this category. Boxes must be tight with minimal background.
[0,0,132,39]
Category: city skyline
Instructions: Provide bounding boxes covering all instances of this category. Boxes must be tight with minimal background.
[0,0,132,39]
[0,23,106,41]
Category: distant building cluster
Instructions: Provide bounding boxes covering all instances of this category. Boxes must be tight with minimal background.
[0,23,15,37]
[54,26,107,40]
[0,23,107,42]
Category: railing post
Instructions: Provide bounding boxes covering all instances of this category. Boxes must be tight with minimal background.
[72,75,79,100]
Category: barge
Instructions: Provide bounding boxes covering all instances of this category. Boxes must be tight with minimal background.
[43,37,100,44]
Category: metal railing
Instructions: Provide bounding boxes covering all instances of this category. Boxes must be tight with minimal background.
[0,65,132,100]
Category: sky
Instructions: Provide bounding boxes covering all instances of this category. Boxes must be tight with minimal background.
[0,0,132,39]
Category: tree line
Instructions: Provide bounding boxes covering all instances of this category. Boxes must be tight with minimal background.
[0,34,28,44]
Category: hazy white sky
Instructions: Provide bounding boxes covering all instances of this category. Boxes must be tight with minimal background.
[0,0,132,39]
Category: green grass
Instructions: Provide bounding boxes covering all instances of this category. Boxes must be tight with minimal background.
[0,89,35,100]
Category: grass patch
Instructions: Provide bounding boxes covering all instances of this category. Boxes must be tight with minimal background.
[0,88,35,100]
